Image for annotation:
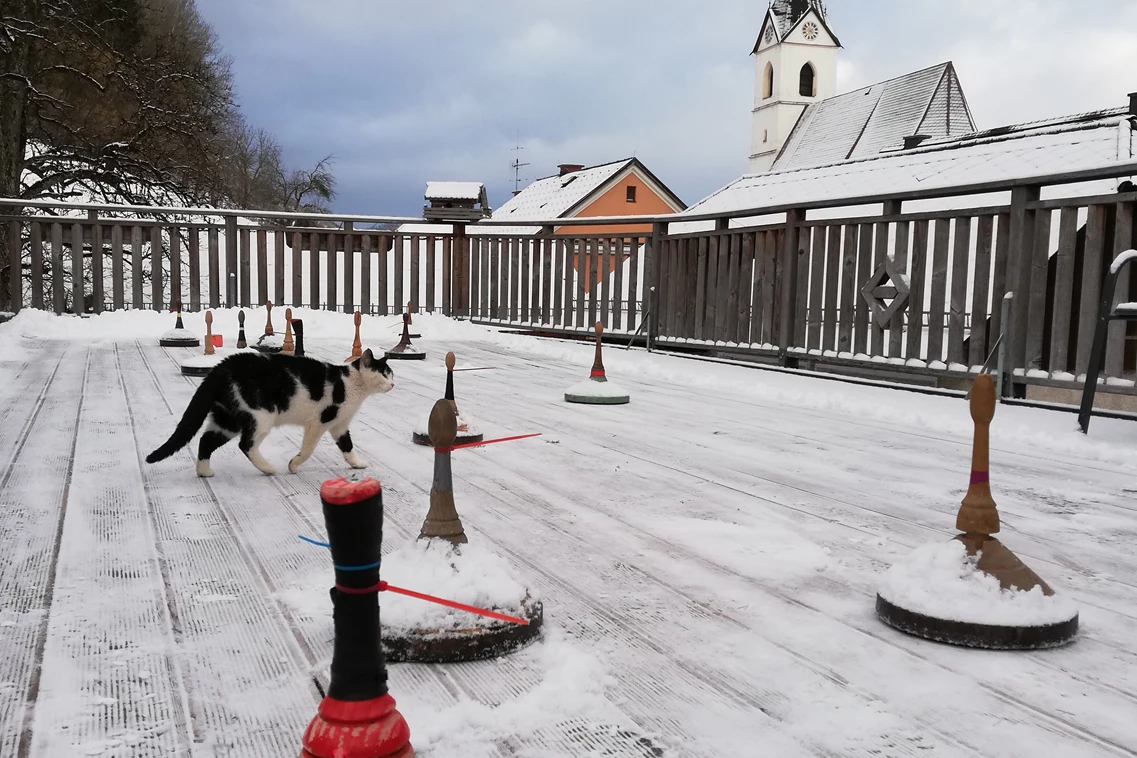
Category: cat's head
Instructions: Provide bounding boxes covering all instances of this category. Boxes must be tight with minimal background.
[356,349,395,394]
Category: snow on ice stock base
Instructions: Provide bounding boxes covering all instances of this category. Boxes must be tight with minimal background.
[379,537,533,634]
[564,377,630,402]
[253,332,284,351]
[877,540,1078,628]
[158,326,198,344]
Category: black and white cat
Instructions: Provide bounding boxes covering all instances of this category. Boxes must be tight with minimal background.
[146,349,395,477]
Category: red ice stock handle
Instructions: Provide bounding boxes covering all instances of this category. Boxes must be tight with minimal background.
[337,581,530,626]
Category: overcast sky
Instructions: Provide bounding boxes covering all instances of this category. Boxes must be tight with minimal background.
[196,0,1137,217]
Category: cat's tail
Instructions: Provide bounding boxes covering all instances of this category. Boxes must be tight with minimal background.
[145,369,223,464]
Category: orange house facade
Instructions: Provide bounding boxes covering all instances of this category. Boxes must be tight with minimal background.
[488,158,686,290]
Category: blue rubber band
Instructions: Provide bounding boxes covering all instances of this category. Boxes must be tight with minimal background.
[297,535,380,572]
[334,560,381,572]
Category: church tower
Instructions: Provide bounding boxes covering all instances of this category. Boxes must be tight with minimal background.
[749,1,840,173]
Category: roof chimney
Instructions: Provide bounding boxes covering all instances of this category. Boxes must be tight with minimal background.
[558,163,584,176]
[1129,91,1137,117]
[903,134,930,150]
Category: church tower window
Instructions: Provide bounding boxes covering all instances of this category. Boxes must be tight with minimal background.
[799,63,816,97]
[763,62,774,99]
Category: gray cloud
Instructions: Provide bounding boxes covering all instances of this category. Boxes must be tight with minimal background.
[197,0,1137,216]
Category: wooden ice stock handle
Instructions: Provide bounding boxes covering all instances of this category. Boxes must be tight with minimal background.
[955,374,1000,537]
[591,321,605,376]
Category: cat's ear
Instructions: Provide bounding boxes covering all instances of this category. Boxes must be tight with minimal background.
[360,348,374,368]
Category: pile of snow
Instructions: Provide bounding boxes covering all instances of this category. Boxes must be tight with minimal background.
[398,629,624,756]
[877,540,1078,627]
[564,377,629,399]
[379,537,534,633]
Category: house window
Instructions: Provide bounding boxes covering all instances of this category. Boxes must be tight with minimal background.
[763,62,774,99]
[799,63,816,97]
[626,185,636,203]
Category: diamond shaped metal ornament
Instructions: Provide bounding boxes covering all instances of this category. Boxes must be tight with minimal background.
[860,256,910,328]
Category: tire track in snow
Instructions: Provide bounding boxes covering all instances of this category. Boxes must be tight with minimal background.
[335,406,877,758]
[456,343,1137,633]
[149,346,519,757]
[152,345,721,757]
[444,344,1137,735]
[24,346,194,757]
[0,345,85,757]
[0,344,67,482]
[448,343,1137,756]
[367,342,1136,757]
[121,343,320,756]
[466,342,1137,585]
[0,339,48,443]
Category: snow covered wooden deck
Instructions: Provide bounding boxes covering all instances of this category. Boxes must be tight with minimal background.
[3,320,1137,757]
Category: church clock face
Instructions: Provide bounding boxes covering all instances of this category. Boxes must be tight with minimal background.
[802,21,819,40]
[764,26,775,45]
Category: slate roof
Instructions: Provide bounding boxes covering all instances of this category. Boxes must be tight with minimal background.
[771,0,818,35]
[771,62,975,171]
[683,108,1135,217]
[753,0,839,52]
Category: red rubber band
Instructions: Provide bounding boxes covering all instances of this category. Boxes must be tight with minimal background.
[451,433,541,451]
[590,369,606,378]
[336,580,387,595]
[333,581,530,625]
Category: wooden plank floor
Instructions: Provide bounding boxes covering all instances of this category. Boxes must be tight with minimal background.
[1,332,1136,757]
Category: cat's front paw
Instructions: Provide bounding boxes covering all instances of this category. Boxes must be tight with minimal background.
[196,460,213,478]
[288,456,303,474]
[345,452,367,469]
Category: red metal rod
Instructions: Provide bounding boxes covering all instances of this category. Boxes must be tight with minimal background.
[382,582,530,625]
[451,366,498,372]
[450,433,541,451]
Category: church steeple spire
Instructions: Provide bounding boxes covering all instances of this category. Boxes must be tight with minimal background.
[749,1,840,172]
[771,0,828,30]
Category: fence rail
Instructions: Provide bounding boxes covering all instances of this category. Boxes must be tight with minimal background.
[3,161,1136,397]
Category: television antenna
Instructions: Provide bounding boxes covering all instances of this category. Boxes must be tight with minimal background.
[510,140,529,193]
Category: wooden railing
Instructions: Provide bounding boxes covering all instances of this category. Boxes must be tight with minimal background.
[3,161,1136,397]
[463,233,647,336]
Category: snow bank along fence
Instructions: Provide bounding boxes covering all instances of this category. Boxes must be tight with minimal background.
[2,162,1136,397]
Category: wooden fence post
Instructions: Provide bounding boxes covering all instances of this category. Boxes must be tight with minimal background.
[1006,184,1040,371]
[453,223,468,318]
[225,214,238,307]
[778,208,806,355]
[5,218,20,313]
[648,221,666,343]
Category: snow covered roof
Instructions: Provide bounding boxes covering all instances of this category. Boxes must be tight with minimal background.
[771,62,975,172]
[424,181,486,202]
[481,157,685,235]
[684,108,1135,217]
[494,159,633,223]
